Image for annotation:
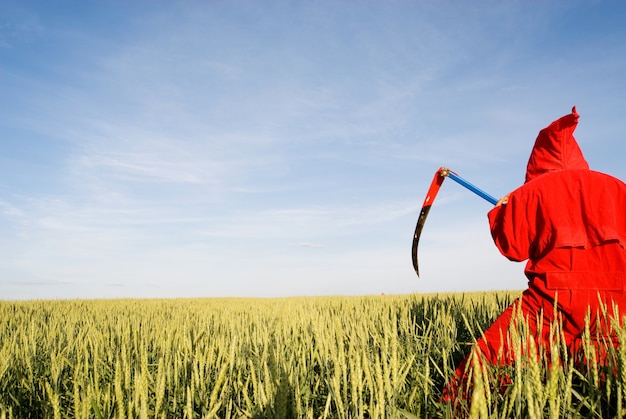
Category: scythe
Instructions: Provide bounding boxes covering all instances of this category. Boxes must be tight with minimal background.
[412,167,498,277]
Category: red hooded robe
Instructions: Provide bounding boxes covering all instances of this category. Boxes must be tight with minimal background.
[448,107,626,399]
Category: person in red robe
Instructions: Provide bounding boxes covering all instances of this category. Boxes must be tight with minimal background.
[445,106,626,405]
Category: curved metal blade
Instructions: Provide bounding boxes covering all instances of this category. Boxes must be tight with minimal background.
[412,168,447,277]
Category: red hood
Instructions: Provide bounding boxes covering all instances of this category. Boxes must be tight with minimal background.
[525,106,589,183]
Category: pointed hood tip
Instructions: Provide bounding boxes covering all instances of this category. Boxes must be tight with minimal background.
[524,107,589,183]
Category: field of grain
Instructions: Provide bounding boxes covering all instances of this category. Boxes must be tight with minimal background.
[1,292,625,418]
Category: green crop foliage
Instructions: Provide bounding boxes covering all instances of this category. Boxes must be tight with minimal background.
[0,292,624,418]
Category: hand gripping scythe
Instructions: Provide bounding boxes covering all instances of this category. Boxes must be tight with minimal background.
[412,167,498,277]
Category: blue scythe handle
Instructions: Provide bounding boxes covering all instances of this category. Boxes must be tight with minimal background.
[442,168,498,205]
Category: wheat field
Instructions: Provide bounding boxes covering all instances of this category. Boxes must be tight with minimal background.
[1,292,624,418]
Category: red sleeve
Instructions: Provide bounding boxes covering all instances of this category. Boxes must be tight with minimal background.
[487,189,537,262]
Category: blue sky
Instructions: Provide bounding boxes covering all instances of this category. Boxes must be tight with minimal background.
[2,1,626,299]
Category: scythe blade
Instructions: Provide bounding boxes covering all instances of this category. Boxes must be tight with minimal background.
[412,167,447,277]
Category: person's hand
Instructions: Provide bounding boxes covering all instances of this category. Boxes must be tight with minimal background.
[496,194,510,207]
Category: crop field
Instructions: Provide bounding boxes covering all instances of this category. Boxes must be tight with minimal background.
[1,292,625,418]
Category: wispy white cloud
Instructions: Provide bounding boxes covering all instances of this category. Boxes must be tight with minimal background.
[7,279,75,286]
[294,242,325,249]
